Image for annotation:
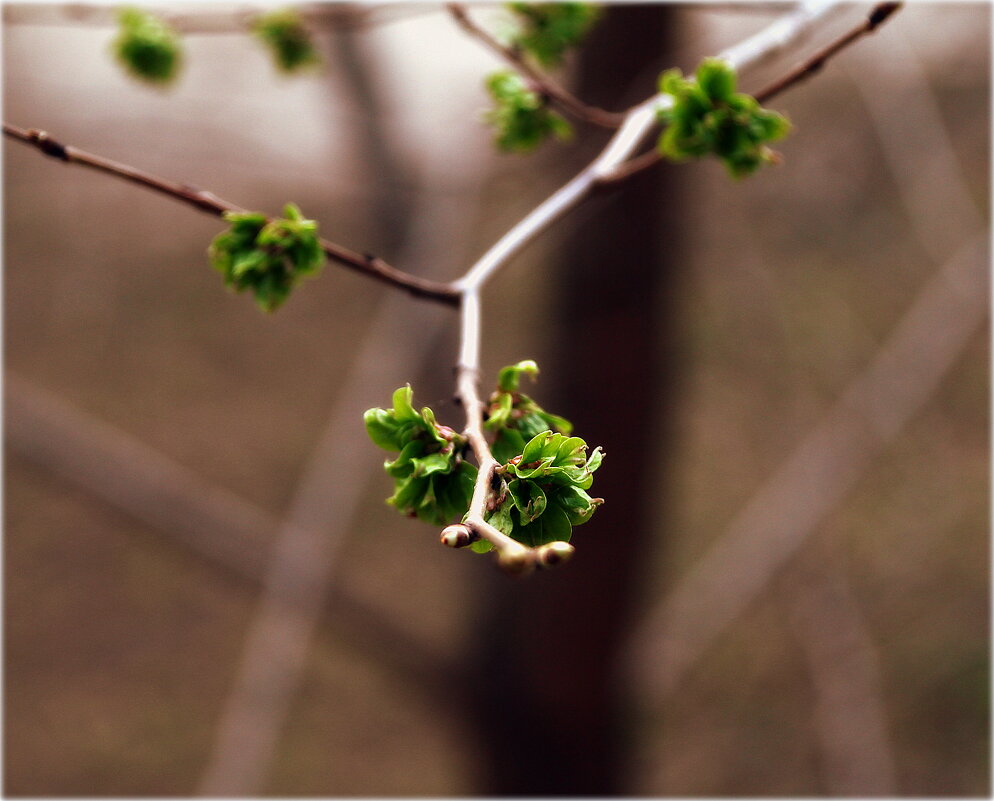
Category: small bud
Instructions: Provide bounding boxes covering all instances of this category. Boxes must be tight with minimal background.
[497,545,535,576]
[440,524,473,548]
[537,541,574,568]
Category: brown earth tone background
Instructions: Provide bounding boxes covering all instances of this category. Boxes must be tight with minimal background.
[4,3,989,796]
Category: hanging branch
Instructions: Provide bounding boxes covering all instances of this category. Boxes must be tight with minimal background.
[446,3,623,129]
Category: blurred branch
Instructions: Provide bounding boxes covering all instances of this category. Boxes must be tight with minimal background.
[1,3,439,33]
[781,540,898,794]
[630,231,989,703]
[446,3,624,129]
[5,373,455,696]
[197,33,457,794]
[753,2,902,101]
[844,26,986,264]
[2,123,460,305]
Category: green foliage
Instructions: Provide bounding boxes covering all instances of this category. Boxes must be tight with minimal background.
[479,430,604,551]
[112,8,182,85]
[365,363,603,553]
[473,363,603,553]
[253,9,320,73]
[504,2,601,67]
[656,58,791,178]
[486,360,572,463]
[208,203,324,312]
[364,386,477,526]
[484,71,573,153]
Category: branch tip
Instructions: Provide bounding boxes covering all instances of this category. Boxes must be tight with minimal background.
[537,541,574,569]
[440,523,475,548]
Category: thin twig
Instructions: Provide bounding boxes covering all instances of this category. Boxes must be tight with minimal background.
[446,3,624,129]
[447,291,550,572]
[754,2,902,102]
[8,0,871,574]
[2,123,459,305]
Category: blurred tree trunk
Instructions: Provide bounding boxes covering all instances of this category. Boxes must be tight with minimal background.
[466,7,683,795]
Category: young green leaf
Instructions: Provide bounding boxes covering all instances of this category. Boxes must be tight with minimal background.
[208,203,324,312]
[113,8,182,85]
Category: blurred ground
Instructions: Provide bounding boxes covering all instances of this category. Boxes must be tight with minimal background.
[4,3,990,796]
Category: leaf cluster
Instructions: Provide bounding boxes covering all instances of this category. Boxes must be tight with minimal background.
[253,9,320,73]
[364,387,477,526]
[484,71,573,153]
[364,363,603,553]
[208,203,324,312]
[474,362,603,552]
[504,2,601,67]
[485,360,572,462]
[478,430,603,551]
[656,58,791,178]
[113,8,182,85]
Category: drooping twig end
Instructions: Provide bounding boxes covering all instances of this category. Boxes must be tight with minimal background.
[440,523,475,548]
[537,541,575,569]
[497,544,535,576]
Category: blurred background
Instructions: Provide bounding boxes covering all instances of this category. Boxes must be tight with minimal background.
[3,2,989,795]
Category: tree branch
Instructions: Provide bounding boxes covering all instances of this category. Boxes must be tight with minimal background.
[629,232,988,703]
[446,3,624,130]
[430,0,856,570]
[2,123,460,305]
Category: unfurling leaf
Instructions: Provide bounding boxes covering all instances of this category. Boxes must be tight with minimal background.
[486,429,604,547]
